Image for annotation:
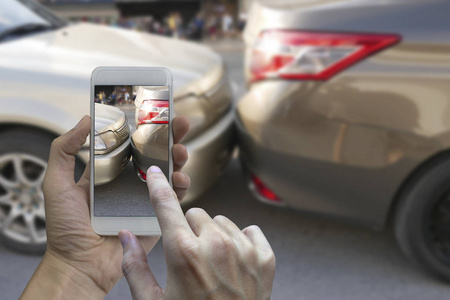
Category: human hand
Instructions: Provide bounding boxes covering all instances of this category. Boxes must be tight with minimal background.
[21,115,190,299]
[119,167,276,300]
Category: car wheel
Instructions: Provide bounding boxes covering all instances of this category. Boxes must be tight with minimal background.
[0,128,83,254]
[395,154,450,281]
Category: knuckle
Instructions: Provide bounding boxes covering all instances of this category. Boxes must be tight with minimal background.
[171,235,200,265]
[174,146,188,164]
[183,174,191,187]
[50,138,62,150]
[210,231,236,254]
[260,250,276,274]
[122,256,148,278]
[185,207,205,218]
[212,215,227,223]
[151,186,176,203]
[242,246,257,262]
[246,224,261,233]
[176,190,187,202]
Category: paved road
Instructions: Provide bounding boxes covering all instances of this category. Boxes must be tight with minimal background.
[2,44,450,300]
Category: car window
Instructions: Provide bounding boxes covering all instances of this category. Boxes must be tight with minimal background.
[0,0,65,35]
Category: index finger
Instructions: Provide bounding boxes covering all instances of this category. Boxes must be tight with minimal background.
[146,165,193,238]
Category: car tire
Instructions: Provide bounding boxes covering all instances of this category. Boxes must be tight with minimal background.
[0,128,84,254]
[395,154,450,281]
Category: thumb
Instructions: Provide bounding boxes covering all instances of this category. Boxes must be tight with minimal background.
[119,230,163,300]
[44,115,90,197]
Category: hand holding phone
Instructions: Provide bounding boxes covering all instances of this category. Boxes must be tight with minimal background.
[20,115,191,299]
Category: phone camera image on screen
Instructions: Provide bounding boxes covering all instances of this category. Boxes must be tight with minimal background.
[93,85,170,217]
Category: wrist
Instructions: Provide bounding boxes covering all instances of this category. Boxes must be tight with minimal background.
[21,251,107,300]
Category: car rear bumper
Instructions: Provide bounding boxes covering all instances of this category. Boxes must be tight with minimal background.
[131,123,170,180]
[235,80,430,229]
[94,137,132,185]
[236,116,402,229]
[130,141,170,181]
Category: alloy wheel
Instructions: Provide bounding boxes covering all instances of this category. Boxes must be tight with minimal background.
[0,153,47,245]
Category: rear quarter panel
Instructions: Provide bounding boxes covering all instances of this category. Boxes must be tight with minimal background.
[239,0,450,228]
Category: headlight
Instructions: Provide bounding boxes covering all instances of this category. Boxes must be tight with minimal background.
[95,131,118,154]
[95,135,107,151]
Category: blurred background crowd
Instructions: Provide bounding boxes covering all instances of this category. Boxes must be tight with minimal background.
[36,0,248,41]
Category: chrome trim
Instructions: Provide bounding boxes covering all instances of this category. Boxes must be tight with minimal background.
[115,117,130,142]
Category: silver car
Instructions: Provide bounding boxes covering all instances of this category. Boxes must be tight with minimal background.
[94,103,131,185]
[0,103,130,253]
[0,0,235,253]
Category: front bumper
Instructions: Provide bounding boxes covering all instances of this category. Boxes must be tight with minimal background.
[182,108,235,203]
[94,136,131,185]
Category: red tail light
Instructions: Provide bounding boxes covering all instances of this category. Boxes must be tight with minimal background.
[137,99,169,125]
[138,168,147,181]
[250,30,400,82]
[251,174,281,202]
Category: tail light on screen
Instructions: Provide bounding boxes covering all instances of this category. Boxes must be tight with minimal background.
[251,174,281,202]
[250,30,400,82]
[138,168,147,181]
[137,100,169,125]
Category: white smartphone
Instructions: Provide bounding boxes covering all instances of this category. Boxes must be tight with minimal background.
[90,67,173,235]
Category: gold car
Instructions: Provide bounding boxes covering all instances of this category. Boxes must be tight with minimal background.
[237,0,450,281]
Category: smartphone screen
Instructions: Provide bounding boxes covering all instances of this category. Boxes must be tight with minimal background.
[93,85,170,217]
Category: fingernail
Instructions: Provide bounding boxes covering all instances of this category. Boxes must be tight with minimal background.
[74,115,87,130]
[149,166,162,173]
[119,230,130,248]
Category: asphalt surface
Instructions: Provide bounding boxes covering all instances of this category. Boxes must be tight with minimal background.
[95,162,155,217]
[2,41,450,299]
